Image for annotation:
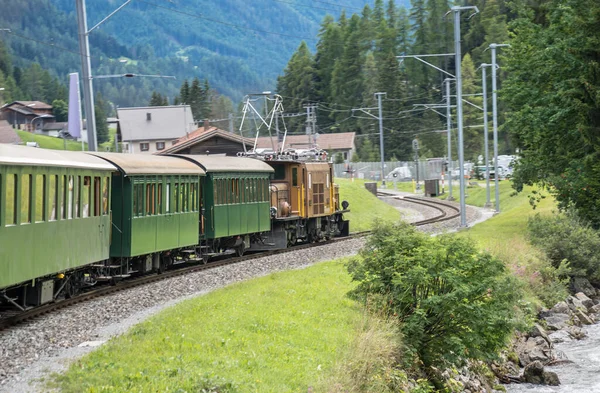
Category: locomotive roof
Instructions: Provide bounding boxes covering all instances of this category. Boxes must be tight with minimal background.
[0,144,116,171]
[171,155,274,173]
[88,152,205,175]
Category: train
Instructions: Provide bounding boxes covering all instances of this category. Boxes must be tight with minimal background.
[0,145,349,310]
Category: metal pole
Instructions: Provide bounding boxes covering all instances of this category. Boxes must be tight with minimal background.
[491,45,500,212]
[375,92,386,187]
[453,7,467,227]
[75,0,97,152]
[228,113,234,133]
[481,65,491,208]
[445,78,454,200]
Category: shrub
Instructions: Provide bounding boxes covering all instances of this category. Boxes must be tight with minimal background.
[347,221,522,368]
[528,212,600,283]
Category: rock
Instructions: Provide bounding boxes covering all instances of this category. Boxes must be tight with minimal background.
[567,295,585,311]
[567,326,587,340]
[548,330,572,344]
[529,323,552,347]
[522,361,561,386]
[550,301,570,314]
[575,292,595,309]
[575,309,594,325]
[542,371,561,386]
[517,337,552,366]
[571,277,597,297]
[589,303,600,314]
[544,313,570,331]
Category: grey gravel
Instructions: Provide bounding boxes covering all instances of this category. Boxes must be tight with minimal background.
[0,196,492,393]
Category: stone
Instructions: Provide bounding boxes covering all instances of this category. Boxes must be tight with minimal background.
[517,337,552,366]
[575,309,594,325]
[529,323,552,346]
[550,301,570,314]
[548,330,572,344]
[575,292,595,309]
[522,360,545,384]
[544,313,570,331]
[542,371,561,386]
[567,326,587,340]
[567,295,585,311]
[589,303,600,314]
[571,277,597,297]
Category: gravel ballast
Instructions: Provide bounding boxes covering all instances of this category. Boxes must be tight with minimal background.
[0,198,491,393]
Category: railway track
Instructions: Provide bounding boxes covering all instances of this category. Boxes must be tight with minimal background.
[0,232,369,332]
[0,196,457,332]
[377,191,461,226]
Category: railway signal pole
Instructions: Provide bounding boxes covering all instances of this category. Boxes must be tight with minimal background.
[479,64,493,208]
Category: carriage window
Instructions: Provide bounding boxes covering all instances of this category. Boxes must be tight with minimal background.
[240,179,244,203]
[67,176,74,219]
[174,183,179,212]
[102,177,109,215]
[146,183,155,215]
[21,174,31,224]
[5,174,16,226]
[61,175,67,219]
[49,175,57,221]
[74,176,81,218]
[83,176,91,218]
[94,177,101,217]
[35,175,46,222]
[190,183,197,211]
[165,183,171,213]
[181,182,188,212]
[157,183,163,214]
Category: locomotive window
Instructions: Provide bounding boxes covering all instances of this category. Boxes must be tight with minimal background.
[102,177,109,215]
[21,174,31,224]
[308,174,312,189]
[94,177,101,217]
[272,164,286,180]
[326,173,330,188]
[35,175,46,223]
[49,175,57,221]
[83,176,91,218]
[292,168,298,187]
[5,174,16,226]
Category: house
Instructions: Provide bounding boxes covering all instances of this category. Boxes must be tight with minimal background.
[117,105,195,154]
[255,132,356,161]
[0,101,55,131]
[0,120,21,144]
[159,121,254,156]
[41,122,68,137]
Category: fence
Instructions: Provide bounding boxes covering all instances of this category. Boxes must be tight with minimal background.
[333,160,461,182]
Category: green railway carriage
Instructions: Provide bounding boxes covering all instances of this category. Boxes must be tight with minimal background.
[0,145,115,307]
[88,153,205,259]
[172,155,274,255]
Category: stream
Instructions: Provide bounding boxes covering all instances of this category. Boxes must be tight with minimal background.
[506,323,600,392]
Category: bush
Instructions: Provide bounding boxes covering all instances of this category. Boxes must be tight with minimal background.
[347,221,522,368]
[528,212,600,283]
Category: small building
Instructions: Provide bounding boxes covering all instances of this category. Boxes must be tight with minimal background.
[40,122,68,137]
[0,101,55,131]
[159,121,254,156]
[0,120,21,144]
[117,105,195,154]
[255,132,356,161]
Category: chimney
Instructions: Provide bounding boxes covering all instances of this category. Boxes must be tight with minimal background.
[203,119,210,130]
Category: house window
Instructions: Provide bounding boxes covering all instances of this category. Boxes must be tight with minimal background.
[146,113,152,121]
[343,152,348,160]
[140,143,149,152]
[156,141,165,151]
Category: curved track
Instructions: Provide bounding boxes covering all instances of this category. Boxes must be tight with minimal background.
[377,192,461,226]
[0,233,368,332]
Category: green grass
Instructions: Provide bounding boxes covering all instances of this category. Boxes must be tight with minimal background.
[51,260,362,393]
[457,181,555,247]
[336,178,403,232]
[16,130,87,151]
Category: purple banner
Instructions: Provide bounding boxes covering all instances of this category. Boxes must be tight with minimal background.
[68,73,82,138]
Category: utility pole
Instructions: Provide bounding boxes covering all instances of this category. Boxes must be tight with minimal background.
[228,113,234,134]
[489,43,509,213]
[451,5,479,227]
[75,0,132,152]
[375,92,386,187]
[444,78,455,201]
[303,104,317,149]
[480,64,493,208]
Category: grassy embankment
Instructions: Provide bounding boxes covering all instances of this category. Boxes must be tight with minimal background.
[16,125,118,152]
[50,179,403,392]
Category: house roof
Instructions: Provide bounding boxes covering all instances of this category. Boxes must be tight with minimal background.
[160,126,254,155]
[0,120,21,144]
[1,101,53,111]
[255,132,356,151]
[42,122,67,131]
[117,105,194,142]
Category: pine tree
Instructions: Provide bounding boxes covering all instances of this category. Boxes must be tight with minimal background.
[409,0,430,91]
[179,80,190,104]
[314,15,344,107]
[461,53,482,160]
[189,77,203,121]
[95,93,110,144]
